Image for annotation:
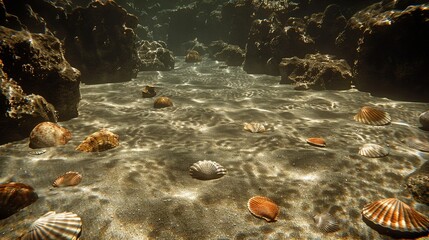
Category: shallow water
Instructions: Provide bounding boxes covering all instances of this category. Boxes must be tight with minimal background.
[1,58,429,239]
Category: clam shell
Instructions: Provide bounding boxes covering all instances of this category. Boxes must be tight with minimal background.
[189,160,226,180]
[141,85,156,98]
[247,196,279,222]
[306,137,326,147]
[154,96,173,108]
[313,213,340,233]
[0,182,38,219]
[354,106,391,126]
[361,198,429,238]
[358,143,389,158]
[53,172,82,187]
[404,137,429,152]
[75,128,119,152]
[19,211,82,240]
[243,122,266,133]
[29,122,72,149]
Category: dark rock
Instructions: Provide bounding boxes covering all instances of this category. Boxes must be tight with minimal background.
[213,44,245,67]
[208,40,228,58]
[185,50,202,63]
[419,110,429,130]
[138,40,174,71]
[0,26,80,121]
[165,4,198,55]
[179,38,207,56]
[406,161,429,205]
[279,54,352,90]
[64,1,140,84]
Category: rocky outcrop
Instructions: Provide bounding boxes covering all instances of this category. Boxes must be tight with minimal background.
[64,1,140,84]
[406,161,429,205]
[213,44,245,67]
[138,40,174,71]
[0,26,80,121]
[279,54,352,90]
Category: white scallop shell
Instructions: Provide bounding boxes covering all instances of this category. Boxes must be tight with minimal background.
[243,122,266,133]
[313,213,340,233]
[358,143,389,158]
[20,211,82,240]
[189,160,226,180]
[354,106,391,126]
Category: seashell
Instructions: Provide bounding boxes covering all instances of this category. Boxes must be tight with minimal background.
[185,50,202,63]
[141,85,156,98]
[247,196,279,222]
[29,122,72,149]
[419,110,429,130]
[358,143,389,158]
[243,122,266,133]
[404,137,429,152]
[53,171,82,187]
[354,106,391,126]
[19,211,82,240]
[313,212,340,233]
[306,137,326,147]
[154,96,173,108]
[0,182,38,219]
[75,128,119,152]
[361,198,429,238]
[189,160,226,180]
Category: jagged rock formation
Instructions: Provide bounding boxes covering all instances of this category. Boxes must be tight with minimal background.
[138,40,174,71]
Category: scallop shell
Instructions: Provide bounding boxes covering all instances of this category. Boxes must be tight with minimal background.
[313,212,340,233]
[141,85,156,98]
[29,122,72,149]
[404,137,429,152]
[243,122,266,133]
[247,196,279,222]
[153,96,173,108]
[354,106,391,126]
[0,182,38,219]
[185,50,202,63]
[19,211,82,240]
[358,143,389,158]
[189,160,226,180]
[306,137,326,147]
[53,172,82,187]
[361,198,429,238]
[75,128,119,152]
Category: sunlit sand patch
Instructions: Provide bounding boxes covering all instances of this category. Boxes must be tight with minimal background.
[172,189,198,201]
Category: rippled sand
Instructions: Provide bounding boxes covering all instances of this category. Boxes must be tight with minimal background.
[1,59,429,239]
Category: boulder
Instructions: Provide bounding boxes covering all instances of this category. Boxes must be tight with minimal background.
[213,44,245,66]
[138,40,174,71]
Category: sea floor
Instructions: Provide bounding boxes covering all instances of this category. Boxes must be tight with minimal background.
[1,58,429,239]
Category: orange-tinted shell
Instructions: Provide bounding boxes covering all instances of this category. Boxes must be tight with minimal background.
[362,198,429,238]
[306,137,326,147]
[53,171,82,187]
[75,129,119,152]
[185,50,202,63]
[154,97,173,108]
[0,182,38,219]
[29,122,72,149]
[142,85,156,98]
[354,106,391,126]
[247,196,279,222]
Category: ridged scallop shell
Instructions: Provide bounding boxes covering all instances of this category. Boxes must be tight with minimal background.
[0,182,38,219]
[306,137,326,147]
[358,143,389,158]
[141,85,156,98]
[19,211,82,240]
[243,122,266,133]
[247,196,279,222]
[154,96,173,108]
[29,122,72,149]
[354,106,391,126]
[53,172,82,187]
[189,160,226,180]
[75,128,119,152]
[404,137,429,152]
[361,198,429,238]
[313,213,340,233]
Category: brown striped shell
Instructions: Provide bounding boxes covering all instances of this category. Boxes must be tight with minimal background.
[243,122,266,133]
[19,211,82,240]
[75,129,119,152]
[306,137,326,147]
[52,172,82,187]
[29,122,72,149]
[358,143,389,158]
[361,198,429,238]
[354,106,391,126]
[0,182,38,219]
[141,85,156,98]
[153,96,173,108]
[189,160,226,180]
[247,196,279,222]
[313,212,340,233]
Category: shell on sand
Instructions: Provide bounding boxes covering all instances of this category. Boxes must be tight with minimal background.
[354,106,391,126]
[361,198,429,238]
[243,122,266,133]
[313,212,340,233]
[358,143,389,158]
[189,160,226,180]
[0,182,38,220]
[404,137,429,152]
[52,171,82,187]
[306,137,326,147]
[19,211,82,240]
[419,110,429,130]
[75,129,119,152]
[154,96,173,108]
[29,122,72,149]
[141,85,156,98]
[247,196,279,222]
